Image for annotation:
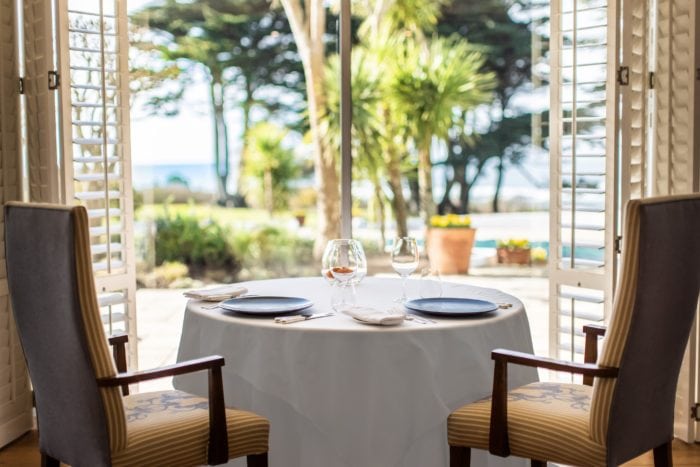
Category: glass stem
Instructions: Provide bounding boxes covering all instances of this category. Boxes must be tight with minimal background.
[401,274,408,302]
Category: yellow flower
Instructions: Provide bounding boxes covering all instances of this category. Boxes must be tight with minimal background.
[429,214,471,228]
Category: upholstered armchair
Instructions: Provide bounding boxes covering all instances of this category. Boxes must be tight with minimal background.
[447,194,700,467]
[4,203,269,467]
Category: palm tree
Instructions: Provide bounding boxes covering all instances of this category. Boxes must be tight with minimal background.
[321,49,389,240]
[387,35,495,224]
[244,123,299,216]
[278,0,340,257]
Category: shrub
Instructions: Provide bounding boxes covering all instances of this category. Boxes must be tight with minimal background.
[154,213,240,274]
[231,226,315,279]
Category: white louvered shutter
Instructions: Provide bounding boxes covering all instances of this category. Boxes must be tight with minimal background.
[23,0,60,204]
[651,0,700,443]
[0,0,33,447]
[549,0,620,369]
[619,0,650,205]
[56,0,138,368]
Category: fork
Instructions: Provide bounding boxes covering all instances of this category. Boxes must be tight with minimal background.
[405,315,436,324]
[200,294,261,309]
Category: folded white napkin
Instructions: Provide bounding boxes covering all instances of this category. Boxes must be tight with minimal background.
[183,285,248,302]
[345,306,406,326]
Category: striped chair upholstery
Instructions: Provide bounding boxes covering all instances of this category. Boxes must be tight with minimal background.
[447,194,700,467]
[113,391,268,466]
[5,203,269,466]
[448,382,605,466]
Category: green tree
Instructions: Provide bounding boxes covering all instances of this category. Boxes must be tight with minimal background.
[387,35,495,224]
[130,0,304,206]
[244,123,300,215]
[322,49,390,241]
[438,0,535,212]
[278,0,340,257]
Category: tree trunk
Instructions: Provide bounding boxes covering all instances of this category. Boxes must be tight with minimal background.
[417,143,435,226]
[492,155,505,212]
[386,151,408,237]
[209,79,230,204]
[236,87,253,206]
[263,169,274,216]
[373,179,386,249]
[438,174,455,215]
[281,0,339,258]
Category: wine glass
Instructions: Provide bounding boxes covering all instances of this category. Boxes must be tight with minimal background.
[324,239,361,311]
[391,237,419,303]
[322,239,367,285]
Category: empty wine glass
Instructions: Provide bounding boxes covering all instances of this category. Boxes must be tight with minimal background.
[391,237,419,303]
[324,239,361,311]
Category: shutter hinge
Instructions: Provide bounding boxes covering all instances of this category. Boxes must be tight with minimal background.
[48,70,60,90]
[691,403,700,421]
[614,235,622,254]
[617,66,630,86]
[649,71,655,89]
[18,77,24,94]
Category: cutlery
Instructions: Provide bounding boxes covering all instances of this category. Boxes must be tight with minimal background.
[200,294,261,309]
[405,315,435,324]
[274,312,334,324]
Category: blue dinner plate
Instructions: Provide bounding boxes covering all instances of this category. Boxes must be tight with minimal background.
[219,296,313,315]
[404,297,498,317]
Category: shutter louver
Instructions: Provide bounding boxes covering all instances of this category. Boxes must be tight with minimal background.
[549,0,620,371]
[0,0,33,448]
[653,0,696,195]
[620,0,649,204]
[57,0,137,368]
[23,0,59,203]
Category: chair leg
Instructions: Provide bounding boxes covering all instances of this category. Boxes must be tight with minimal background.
[41,453,60,467]
[531,461,547,467]
[247,452,268,467]
[449,446,471,467]
[653,441,673,467]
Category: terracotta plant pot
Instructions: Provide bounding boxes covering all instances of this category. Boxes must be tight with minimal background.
[426,227,476,275]
[496,247,531,265]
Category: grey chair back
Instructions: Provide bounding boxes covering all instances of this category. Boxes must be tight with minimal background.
[4,204,111,466]
[606,195,700,464]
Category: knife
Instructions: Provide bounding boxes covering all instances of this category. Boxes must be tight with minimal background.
[274,312,334,324]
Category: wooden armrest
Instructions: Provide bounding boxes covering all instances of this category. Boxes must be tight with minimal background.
[583,323,607,386]
[108,332,129,346]
[488,348,617,457]
[108,333,129,395]
[98,355,229,464]
[583,323,607,337]
[491,349,618,378]
[97,355,225,387]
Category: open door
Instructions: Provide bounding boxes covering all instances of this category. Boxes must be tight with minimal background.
[548,0,620,370]
[0,0,34,447]
[55,0,138,369]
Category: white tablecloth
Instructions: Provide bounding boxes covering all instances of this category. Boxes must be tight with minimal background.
[174,277,538,467]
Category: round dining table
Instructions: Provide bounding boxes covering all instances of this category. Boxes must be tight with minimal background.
[174,277,538,467]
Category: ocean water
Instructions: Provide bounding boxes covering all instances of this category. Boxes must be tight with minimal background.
[132,164,219,192]
[131,161,550,208]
